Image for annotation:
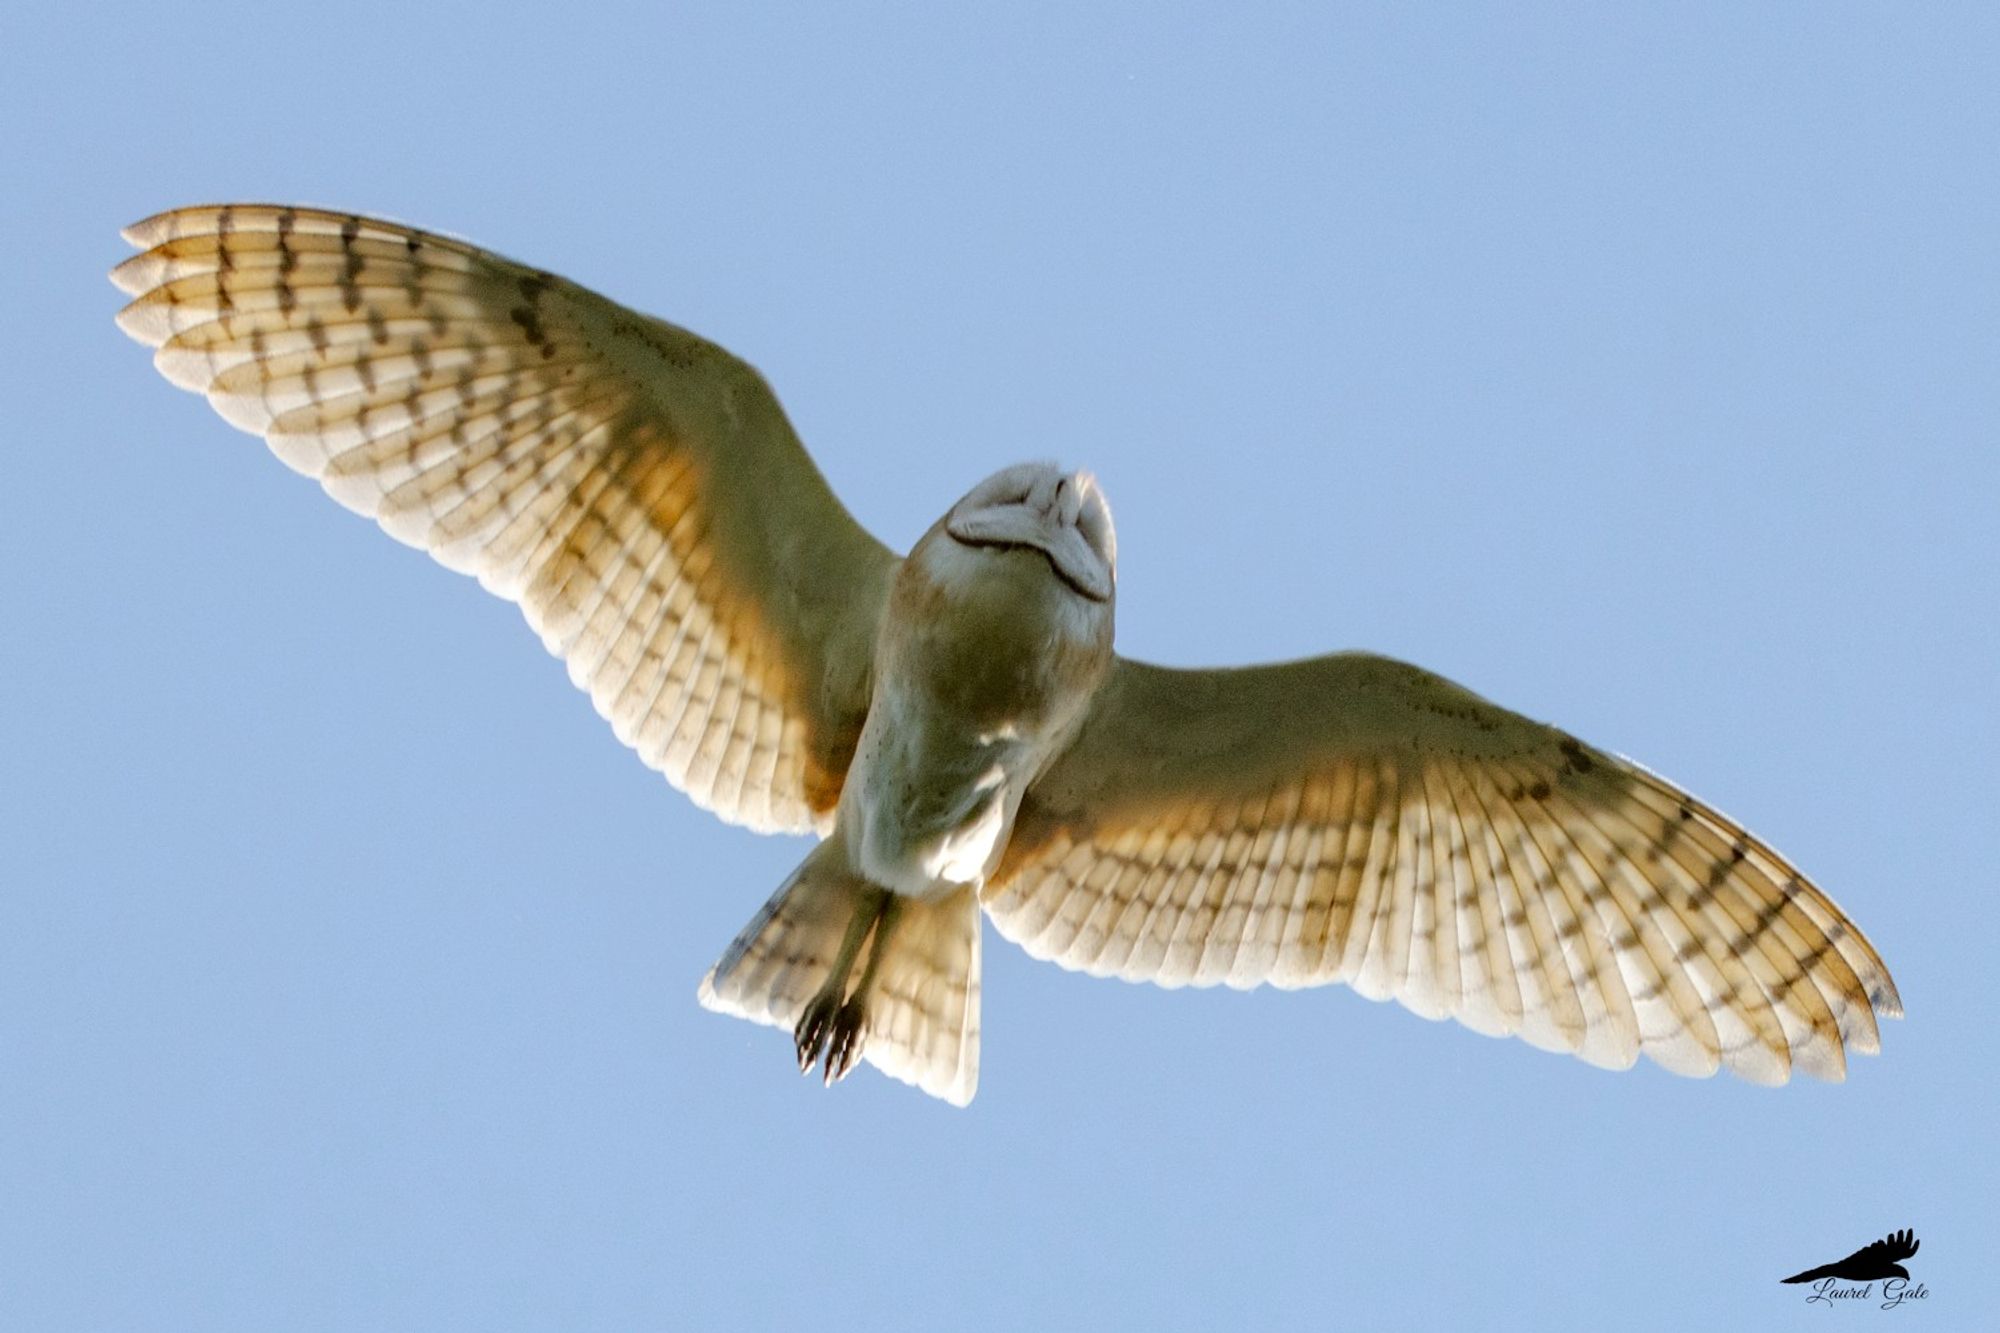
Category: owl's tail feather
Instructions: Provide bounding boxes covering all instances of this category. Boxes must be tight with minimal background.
[699,835,982,1107]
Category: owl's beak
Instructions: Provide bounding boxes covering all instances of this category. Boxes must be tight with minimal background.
[946,476,1111,602]
[1025,470,1087,525]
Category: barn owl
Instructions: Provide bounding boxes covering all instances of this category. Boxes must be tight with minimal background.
[113,204,1902,1107]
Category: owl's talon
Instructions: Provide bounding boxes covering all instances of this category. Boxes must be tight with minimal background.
[823,999,868,1085]
[794,992,839,1074]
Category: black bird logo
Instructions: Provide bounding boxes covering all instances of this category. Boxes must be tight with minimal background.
[1781,1228,1920,1284]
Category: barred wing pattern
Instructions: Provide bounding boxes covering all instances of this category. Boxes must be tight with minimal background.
[988,655,1901,1083]
[114,205,895,834]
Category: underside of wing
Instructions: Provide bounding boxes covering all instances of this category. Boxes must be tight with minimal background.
[115,204,897,834]
[985,653,1901,1084]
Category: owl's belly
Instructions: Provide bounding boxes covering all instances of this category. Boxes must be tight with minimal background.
[839,681,1034,900]
[838,535,1112,899]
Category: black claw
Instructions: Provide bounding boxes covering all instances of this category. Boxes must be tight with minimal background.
[823,998,868,1086]
[793,992,838,1075]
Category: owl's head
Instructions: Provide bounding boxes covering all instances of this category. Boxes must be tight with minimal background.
[943,462,1116,603]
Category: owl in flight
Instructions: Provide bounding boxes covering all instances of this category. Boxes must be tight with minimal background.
[114,205,1901,1106]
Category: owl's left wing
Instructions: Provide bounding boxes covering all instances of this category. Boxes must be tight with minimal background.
[986,654,1901,1083]
[114,205,897,836]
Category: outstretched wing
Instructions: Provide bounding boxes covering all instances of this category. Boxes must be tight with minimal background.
[1845,1228,1920,1266]
[987,654,1901,1083]
[115,205,897,834]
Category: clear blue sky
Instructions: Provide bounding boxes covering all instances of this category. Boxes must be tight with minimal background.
[4,5,1994,1329]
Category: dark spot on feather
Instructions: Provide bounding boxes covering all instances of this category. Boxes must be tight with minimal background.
[1528,780,1552,801]
[333,217,366,313]
[1558,736,1594,775]
[340,255,365,314]
[510,303,552,355]
[275,219,297,320]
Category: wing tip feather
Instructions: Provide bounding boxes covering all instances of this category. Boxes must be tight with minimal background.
[108,250,159,296]
[120,212,175,248]
[114,297,173,350]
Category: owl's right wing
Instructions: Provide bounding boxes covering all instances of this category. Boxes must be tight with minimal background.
[988,653,1900,1084]
[114,204,897,835]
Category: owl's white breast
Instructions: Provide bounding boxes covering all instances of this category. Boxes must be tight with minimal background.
[837,529,1114,899]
